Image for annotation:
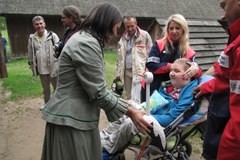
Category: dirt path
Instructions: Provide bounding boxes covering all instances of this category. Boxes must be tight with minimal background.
[0,82,204,160]
[0,96,44,160]
[0,98,110,160]
[0,80,109,160]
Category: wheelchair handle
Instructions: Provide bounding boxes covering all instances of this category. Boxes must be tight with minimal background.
[144,72,153,115]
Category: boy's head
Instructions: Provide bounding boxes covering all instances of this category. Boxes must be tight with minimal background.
[170,58,191,89]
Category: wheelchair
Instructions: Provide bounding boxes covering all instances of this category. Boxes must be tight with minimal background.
[109,97,208,160]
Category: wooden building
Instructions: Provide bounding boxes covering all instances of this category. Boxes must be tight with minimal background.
[148,19,228,71]
[0,0,228,70]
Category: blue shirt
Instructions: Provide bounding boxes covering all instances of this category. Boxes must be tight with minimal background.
[151,79,198,127]
[125,31,138,69]
[1,38,7,51]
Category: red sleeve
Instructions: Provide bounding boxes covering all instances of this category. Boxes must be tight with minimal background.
[213,62,229,92]
[154,63,171,74]
[193,67,202,79]
[200,62,229,95]
[200,78,215,94]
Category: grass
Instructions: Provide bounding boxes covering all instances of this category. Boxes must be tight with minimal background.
[1,59,42,101]
[104,50,118,86]
[0,51,118,101]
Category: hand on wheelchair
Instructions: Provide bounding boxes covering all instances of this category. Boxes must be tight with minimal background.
[126,107,152,134]
[193,86,202,99]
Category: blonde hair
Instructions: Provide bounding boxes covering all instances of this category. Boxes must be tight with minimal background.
[163,14,190,57]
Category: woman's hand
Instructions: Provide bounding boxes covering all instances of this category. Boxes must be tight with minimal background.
[183,62,199,80]
[126,107,152,134]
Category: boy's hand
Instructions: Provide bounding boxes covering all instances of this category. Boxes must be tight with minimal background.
[193,86,202,98]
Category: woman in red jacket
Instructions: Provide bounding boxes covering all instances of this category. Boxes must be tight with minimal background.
[141,14,201,102]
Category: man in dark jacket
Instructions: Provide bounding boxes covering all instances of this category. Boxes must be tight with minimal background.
[54,5,81,58]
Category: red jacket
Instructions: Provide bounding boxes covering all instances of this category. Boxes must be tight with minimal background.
[154,39,197,74]
[144,38,201,94]
[154,39,202,78]
[200,61,230,94]
[217,18,240,159]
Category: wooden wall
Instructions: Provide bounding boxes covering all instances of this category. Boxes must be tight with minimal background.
[5,15,155,57]
[6,14,64,58]
[188,20,228,71]
[5,14,228,72]
[152,19,229,72]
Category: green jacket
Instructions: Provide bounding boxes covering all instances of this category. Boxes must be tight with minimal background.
[42,31,128,130]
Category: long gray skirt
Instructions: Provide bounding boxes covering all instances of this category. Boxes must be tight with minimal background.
[41,122,102,160]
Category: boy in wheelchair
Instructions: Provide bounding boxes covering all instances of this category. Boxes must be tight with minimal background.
[101,58,203,158]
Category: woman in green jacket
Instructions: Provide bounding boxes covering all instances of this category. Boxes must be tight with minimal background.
[41,3,151,160]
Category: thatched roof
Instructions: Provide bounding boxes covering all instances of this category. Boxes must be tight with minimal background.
[1,0,222,20]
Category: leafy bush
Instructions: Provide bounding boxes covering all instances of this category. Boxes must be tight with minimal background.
[0,16,7,31]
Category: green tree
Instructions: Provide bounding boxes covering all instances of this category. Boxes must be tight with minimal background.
[0,16,7,30]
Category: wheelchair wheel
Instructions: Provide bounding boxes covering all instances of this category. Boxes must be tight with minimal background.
[181,140,192,156]
[172,140,192,160]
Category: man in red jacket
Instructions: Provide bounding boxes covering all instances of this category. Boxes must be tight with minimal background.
[217,0,240,159]
[194,0,240,159]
